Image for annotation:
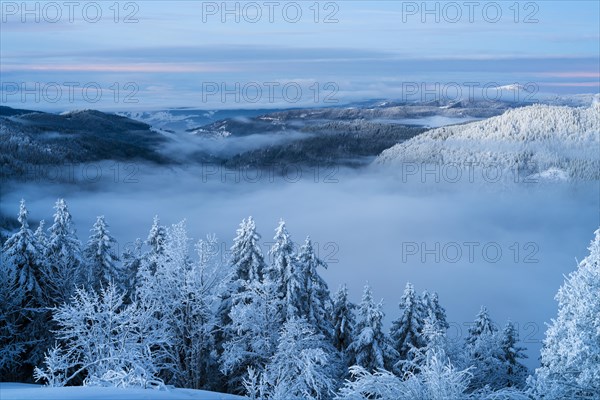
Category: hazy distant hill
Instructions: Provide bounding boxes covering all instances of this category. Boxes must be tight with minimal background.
[0,108,170,181]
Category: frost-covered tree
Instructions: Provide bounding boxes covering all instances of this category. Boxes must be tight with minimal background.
[229,216,266,283]
[267,219,303,321]
[258,317,336,400]
[34,283,171,388]
[498,321,528,388]
[136,220,192,385]
[0,248,26,375]
[176,235,226,390]
[83,216,120,293]
[144,215,166,275]
[2,200,45,305]
[389,282,425,373]
[332,284,356,354]
[1,200,50,375]
[466,306,497,347]
[221,276,282,393]
[217,216,266,347]
[530,229,600,399]
[336,352,473,400]
[348,284,395,372]
[297,236,332,337]
[421,291,449,331]
[34,220,48,250]
[121,238,143,301]
[44,198,83,305]
[466,306,504,391]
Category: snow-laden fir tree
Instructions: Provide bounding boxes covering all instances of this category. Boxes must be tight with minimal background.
[83,216,120,293]
[221,274,282,394]
[0,257,24,374]
[217,217,266,330]
[389,282,425,374]
[466,306,497,347]
[120,238,143,302]
[348,284,395,372]
[256,317,336,400]
[34,220,48,249]
[136,220,192,385]
[44,198,82,305]
[34,283,171,388]
[498,321,528,388]
[530,229,600,399]
[267,219,303,321]
[332,284,356,354]
[229,216,266,283]
[465,306,504,391]
[145,215,167,275]
[421,291,449,331]
[296,236,332,337]
[176,235,226,390]
[2,200,45,305]
[1,200,51,375]
[216,216,267,383]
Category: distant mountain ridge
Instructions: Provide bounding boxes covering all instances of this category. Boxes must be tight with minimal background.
[1,107,170,181]
[376,103,600,180]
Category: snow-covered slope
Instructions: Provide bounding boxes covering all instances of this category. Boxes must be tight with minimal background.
[376,104,600,180]
[0,383,244,400]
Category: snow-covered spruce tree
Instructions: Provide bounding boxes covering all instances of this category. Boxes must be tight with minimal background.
[332,284,356,354]
[348,284,396,372]
[296,236,333,338]
[421,290,449,331]
[221,274,283,394]
[120,238,143,302]
[34,220,48,250]
[497,321,528,389]
[176,235,227,390]
[267,219,303,321]
[2,200,45,307]
[1,200,51,376]
[44,198,83,305]
[83,216,120,293]
[34,283,171,388]
[136,220,192,386]
[530,229,600,399]
[389,282,425,374]
[144,215,167,275]
[466,306,504,391]
[256,317,336,400]
[217,217,266,345]
[0,244,26,376]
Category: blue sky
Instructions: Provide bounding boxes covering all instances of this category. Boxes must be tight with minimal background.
[1,1,599,110]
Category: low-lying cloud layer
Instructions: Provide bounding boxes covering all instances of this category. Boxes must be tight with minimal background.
[2,164,598,370]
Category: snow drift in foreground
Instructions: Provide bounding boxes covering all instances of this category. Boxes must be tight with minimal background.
[0,383,243,400]
[376,103,600,180]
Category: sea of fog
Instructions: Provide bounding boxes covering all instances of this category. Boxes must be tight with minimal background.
[2,164,598,370]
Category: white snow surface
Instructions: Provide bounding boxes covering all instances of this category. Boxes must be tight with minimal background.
[0,383,244,400]
[376,104,600,180]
